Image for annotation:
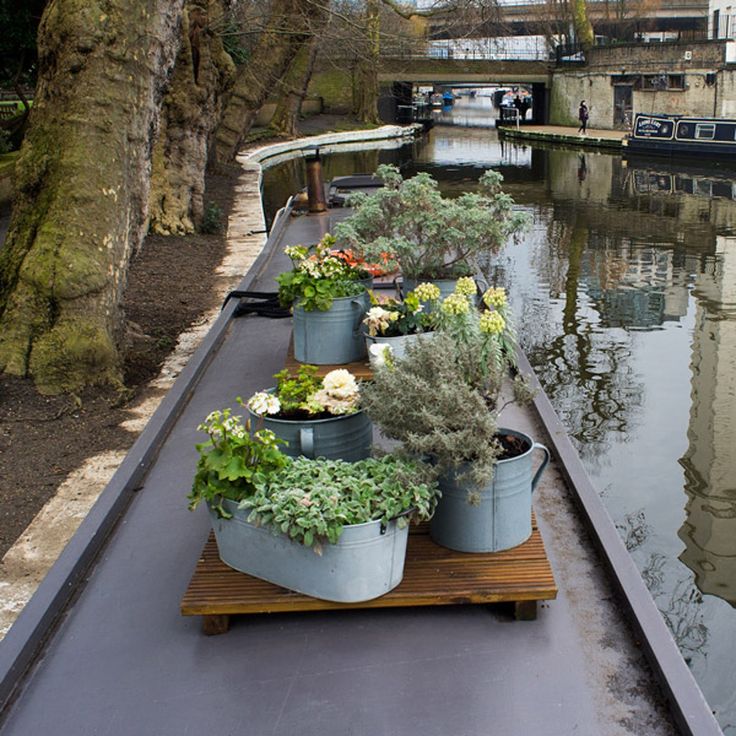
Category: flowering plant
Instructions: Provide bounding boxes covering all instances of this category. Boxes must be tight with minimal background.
[247,365,361,421]
[363,289,430,337]
[276,234,369,312]
[187,408,289,518]
[362,282,533,492]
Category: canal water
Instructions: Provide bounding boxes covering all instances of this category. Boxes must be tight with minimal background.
[261,113,736,733]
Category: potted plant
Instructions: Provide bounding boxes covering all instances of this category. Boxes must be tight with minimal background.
[247,365,372,461]
[362,282,438,363]
[277,234,371,364]
[188,410,438,602]
[362,286,550,553]
[333,164,529,294]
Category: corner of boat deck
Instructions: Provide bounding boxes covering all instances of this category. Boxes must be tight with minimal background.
[0,202,723,736]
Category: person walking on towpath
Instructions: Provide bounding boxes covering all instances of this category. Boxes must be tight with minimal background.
[578,100,589,135]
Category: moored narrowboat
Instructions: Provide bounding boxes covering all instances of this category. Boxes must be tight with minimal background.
[624,113,736,159]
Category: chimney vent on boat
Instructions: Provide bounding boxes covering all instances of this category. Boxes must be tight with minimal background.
[305,147,327,213]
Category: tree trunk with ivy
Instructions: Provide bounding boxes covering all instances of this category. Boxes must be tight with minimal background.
[214,0,318,163]
[269,40,318,139]
[0,0,184,394]
[148,0,235,235]
[352,0,381,125]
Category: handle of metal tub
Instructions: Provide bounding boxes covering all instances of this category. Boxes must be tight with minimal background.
[531,442,550,493]
[299,427,314,458]
[351,297,366,337]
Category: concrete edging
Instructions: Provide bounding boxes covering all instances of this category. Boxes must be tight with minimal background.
[0,200,295,717]
[499,126,623,150]
[517,350,723,736]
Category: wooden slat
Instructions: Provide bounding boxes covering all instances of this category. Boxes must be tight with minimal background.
[284,337,374,380]
[181,521,557,619]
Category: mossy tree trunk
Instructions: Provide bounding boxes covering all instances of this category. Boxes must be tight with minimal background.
[353,0,381,125]
[214,0,319,163]
[0,0,184,394]
[148,0,235,235]
[269,39,318,139]
[573,0,595,50]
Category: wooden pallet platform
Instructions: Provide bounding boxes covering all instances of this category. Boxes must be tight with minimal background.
[284,336,373,379]
[181,517,557,635]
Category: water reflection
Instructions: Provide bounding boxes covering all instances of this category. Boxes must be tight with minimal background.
[679,235,736,607]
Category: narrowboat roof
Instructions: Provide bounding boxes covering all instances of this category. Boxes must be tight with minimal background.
[0,189,722,735]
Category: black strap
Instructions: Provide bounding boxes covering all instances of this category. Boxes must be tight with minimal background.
[222,290,291,319]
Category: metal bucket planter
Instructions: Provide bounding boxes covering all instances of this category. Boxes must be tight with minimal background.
[209,498,409,602]
[365,331,435,364]
[293,293,368,365]
[430,428,550,553]
[249,404,372,461]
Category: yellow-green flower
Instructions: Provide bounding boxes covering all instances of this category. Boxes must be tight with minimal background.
[455,277,477,298]
[440,293,471,316]
[413,282,441,302]
[482,287,507,309]
[480,311,506,334]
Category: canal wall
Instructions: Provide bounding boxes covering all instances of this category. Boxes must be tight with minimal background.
[551,40,736,130]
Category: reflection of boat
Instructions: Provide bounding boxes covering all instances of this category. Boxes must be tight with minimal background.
[624,159,736,200]
[442,91,454,106]
[624,113,736,159]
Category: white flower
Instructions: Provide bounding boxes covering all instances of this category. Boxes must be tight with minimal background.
[368,343,393,368]
[322,369,359,400]
[248,391,281,416]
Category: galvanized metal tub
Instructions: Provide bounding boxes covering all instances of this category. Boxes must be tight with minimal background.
[293,293,368,364]
[249,405,372,461]
[209,498,409,602]
[430,428,550,553]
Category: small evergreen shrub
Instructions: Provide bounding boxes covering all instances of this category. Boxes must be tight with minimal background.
[200,202,224,234]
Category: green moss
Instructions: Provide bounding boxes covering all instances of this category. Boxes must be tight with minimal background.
[549,83,578,127]
[0,152,19,176]
[29,317,119,394]
[308,69,353,113]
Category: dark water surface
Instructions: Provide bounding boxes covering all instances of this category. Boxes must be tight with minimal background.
[261,124,736,734]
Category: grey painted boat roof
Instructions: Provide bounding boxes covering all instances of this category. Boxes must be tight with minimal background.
[0,204,722,735]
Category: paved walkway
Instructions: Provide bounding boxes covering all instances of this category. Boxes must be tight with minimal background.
[500,124,626,149]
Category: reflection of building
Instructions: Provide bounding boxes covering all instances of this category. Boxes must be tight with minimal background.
[585,246,691,328]
[679,235,736,606]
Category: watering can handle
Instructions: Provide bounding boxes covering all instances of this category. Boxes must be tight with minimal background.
[351,298,365,337]
[531,442,550,493]
[299,427,314,458]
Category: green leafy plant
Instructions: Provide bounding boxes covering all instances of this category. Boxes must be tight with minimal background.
[362,284,532,493]
[187,407,289,518]
[200,202,224,234]
[276,234,368,311]
[241,455,439,552]
[333,164,529,281]
[248,366,361,420]
[0,130,11,155]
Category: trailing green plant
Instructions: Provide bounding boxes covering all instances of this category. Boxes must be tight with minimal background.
[276,234,369,311]
[200,202,224,234]
[333,164,529,281]
[187,407,288,518]
[362,285,533,493]
[241,455,439,552]
[248,366,361,419]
